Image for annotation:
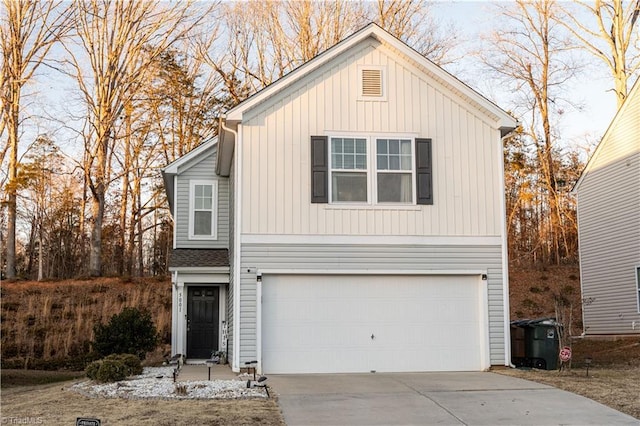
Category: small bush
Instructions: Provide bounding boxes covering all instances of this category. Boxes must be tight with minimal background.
[105,353,143,376]
[92,307,158,359]
[85,360,101,380]
[95,359,127,383]
[86,353,142,382]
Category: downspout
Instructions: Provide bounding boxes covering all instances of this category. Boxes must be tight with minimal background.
[500,129,517,368]
[172,270,178,356]
[220,117,241,372]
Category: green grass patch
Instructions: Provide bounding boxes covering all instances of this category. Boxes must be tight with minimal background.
[1,369,85,388]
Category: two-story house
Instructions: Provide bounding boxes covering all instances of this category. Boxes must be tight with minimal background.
[163,23,517,373]
[573,78,640,336]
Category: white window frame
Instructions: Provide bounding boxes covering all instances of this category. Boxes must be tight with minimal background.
[328,134,416,205]
[636,265,640,313]
[188,179,218,240]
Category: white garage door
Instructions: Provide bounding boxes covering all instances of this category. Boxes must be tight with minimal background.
[261,274,488,374]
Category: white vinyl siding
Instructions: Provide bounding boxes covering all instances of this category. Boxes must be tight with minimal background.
[576,83,640,334]
[237,242,506,367]
[174,148,230,249]
[240,40,503,236]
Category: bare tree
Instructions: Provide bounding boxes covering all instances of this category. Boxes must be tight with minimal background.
[560,0,640,107]
[62,0,206,276]
[481,0,581,264]
[371,0,460,65]
[204,0,460,108]
[0,0,72,279]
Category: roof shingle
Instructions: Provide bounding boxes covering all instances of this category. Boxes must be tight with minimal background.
[169,249,229,268]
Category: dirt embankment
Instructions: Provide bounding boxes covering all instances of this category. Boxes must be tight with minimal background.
[1,277,172,370]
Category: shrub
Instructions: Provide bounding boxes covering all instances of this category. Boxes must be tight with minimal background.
[95,358,127,383]
[92,307,158,359]
[85,353,143,382]
[105,353,143,376]
[85,360,101,380]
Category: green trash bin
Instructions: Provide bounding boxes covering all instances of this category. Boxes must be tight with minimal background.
[524,318,560,370]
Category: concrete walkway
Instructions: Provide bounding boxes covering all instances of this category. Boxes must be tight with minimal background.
[268,372,639,425]
[176,363,239,381]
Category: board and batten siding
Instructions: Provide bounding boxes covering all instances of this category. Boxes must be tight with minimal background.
[237,243,506,366]
[577,92,640,335]
[174,148,230,249]
[239,40,504,237]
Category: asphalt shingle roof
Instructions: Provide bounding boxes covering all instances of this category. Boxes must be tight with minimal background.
[169,249,229,268]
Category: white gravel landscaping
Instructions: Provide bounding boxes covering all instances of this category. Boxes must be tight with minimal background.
[70,367,268,400]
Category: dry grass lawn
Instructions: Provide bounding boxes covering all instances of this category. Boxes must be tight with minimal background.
[1,381,285,425]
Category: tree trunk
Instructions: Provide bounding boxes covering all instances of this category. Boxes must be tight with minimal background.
[5,89,19,280]
[89,193,104,277]
[37,216,44,281]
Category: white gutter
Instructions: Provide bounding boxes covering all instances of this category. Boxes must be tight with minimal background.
[221,118,241,372]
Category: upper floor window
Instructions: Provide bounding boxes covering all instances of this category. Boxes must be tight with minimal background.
[329,136,415,204]
[376,139,413,203]
[311,135,432,205]
[189,180,218,239]
[331,137,368,202]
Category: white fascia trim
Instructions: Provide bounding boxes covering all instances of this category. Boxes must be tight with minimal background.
[163,138,218,175]
[381,33,516,130]
[573,78,639,193]
[241,234,502,246]
[257,269,487,276]
[225,24,516,131]
[232,124,243,372]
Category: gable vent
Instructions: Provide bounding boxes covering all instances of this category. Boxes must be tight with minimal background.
[361,69,382,97]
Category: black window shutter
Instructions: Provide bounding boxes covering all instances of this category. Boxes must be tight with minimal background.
[311,136,328,203]
[415,138,433,205]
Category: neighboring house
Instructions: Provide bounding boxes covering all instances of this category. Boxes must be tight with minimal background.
[573,78,640,336]
[163,23,517,374]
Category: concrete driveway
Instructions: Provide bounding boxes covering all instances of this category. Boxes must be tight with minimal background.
[268,372,639,425]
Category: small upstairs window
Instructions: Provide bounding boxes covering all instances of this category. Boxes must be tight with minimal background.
[189,180,218,239]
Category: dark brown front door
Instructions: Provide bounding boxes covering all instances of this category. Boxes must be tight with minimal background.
[187,287,219,358]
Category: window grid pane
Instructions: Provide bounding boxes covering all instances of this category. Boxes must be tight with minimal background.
[332,172,367,202]
[331,137,367,170]
[193,183,214,236]
[194,211,212,235]
[376,138,412,171]
[377,173,412,203]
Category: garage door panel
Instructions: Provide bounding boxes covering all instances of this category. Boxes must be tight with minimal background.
[262,274,486,373]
